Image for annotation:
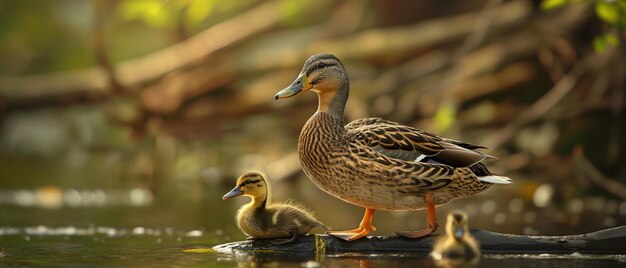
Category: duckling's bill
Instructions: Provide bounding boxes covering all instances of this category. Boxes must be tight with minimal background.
[222,186,244,200]
[454,227,464,239]
[274,74,308,99]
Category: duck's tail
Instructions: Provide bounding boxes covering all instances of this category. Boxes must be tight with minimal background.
[477,175,512,184]
[470,162,512,184]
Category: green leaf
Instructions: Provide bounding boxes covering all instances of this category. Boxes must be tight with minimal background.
[605,33,619,46]
[593,36,606,53]
[280,0,310,25]
[541,0,568,10]
[119,0,174,29]
[593,33,619,53]
[186,0,214,26]
[433,102,456,133]
[595,1,620,25]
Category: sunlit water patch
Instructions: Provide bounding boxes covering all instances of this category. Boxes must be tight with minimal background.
[0,188,153,208]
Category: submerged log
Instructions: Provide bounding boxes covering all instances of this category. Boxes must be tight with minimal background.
[213,226,626,255]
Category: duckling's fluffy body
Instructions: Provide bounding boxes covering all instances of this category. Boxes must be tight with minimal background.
[236,200,326,238]
[431,210,480,261]
[223,171,327,240]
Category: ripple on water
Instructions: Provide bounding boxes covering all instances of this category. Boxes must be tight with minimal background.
[0,225,206,238]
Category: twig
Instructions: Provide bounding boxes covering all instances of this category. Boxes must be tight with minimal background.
[452,0,504,61]
[482,72,578,149]
[573,147,626,200]
[481,43,615,149]
[607,46,625,163]
[93,0,125,94]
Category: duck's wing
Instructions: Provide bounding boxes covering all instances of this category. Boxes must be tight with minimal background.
[345,118,490,168]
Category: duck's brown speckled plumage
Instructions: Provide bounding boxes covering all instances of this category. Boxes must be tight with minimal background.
[275,53,510,240]
[299,112,492,211]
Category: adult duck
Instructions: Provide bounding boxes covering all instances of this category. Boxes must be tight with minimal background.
[274,54,510,241]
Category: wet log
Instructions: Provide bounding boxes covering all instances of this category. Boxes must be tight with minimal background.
[213,226,626,255]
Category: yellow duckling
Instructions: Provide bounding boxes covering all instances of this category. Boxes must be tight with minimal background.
[431,210,480,263]
[222,171,329,244]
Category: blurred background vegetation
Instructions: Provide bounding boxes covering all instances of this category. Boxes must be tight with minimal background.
[0,0,625,240]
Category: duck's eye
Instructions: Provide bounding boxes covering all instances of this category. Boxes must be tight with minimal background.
[318,62,326,69]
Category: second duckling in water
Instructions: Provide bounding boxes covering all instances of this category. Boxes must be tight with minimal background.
[431,210,480,263]
[222,171,329,244]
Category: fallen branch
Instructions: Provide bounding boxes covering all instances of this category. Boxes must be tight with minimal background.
[0,0,530,113]
[213,226,626,254]
[480,48,612,149]
[0,1,289,108]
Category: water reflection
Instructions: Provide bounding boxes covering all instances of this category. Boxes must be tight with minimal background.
[0,188,153,208]
[0,225,203,238]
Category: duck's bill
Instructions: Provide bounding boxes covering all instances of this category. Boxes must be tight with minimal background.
[222,186,243,200]
[274,74,307,100]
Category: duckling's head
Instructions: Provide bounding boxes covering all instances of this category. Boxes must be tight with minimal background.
[274,53,348,103]
[446,210,470,241]
[222,171,268,201]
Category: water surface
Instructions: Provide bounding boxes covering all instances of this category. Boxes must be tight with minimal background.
[1,226,626,267]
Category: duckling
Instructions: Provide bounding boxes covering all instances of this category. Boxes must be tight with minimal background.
[222,171,329,244]
[431,210,480,263]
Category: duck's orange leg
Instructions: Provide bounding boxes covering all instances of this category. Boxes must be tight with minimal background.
[327,207,376,241]
[396,192,439,238]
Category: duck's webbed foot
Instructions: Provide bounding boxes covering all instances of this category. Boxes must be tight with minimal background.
[396,192,439,238]
[395,224,438,238]
[327,208,376,241]
[270,229,300,245]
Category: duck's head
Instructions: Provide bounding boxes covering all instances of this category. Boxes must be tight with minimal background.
[222,171,268,200]
[274,54,348,113]
[446,210,470,240]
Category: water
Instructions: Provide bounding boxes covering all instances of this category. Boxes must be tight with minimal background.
[1,162,626,267]
[0,226,625,267]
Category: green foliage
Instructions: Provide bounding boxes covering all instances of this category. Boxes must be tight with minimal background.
[595,0,626,29]
[541,0,625,53]
[119,0,220,29]
[541,0,568,10]
[433,102,456,133]
[593,33,619,52]
[279,0,312,26]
